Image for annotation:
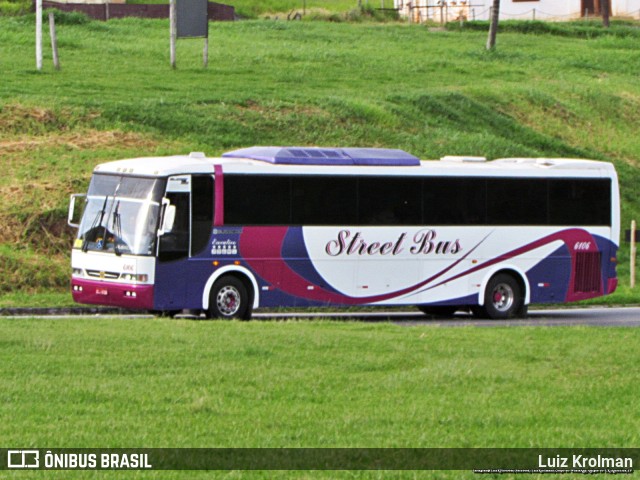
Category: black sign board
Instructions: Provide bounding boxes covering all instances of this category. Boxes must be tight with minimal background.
[177,0,208,38]
[624,230,640,243]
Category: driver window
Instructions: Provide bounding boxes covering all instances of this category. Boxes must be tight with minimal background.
[158,192,190,262]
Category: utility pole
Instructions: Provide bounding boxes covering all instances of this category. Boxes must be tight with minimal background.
[35,0,42,70]
[169,0,177,68]
[486,0,500,50]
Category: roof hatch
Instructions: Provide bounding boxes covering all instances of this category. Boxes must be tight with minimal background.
[222,147,421,166]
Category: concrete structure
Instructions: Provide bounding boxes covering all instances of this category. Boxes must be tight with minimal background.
[395,0,640,23]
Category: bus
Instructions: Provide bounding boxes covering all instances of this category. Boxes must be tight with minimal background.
[68,146,620,320]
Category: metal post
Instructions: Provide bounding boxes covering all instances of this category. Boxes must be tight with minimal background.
[35,0,42,70]
[203,37,208,68]
[532,8,535,20]
[169,0,176,69]
[631,220,637,289]
[48,12,60,70]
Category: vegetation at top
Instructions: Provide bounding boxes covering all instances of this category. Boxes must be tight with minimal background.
[0,13,639,305]
[1,14,639,473]
[0,0,390,19]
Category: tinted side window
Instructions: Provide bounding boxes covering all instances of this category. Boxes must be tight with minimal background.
[423,177,486,225]
[292,176,357,225]
[549,179,611,226]
[191,175,214,255]
[158,192,190,262]
[486,178,548,225]
[225,175,290,225]
[358,177,422,225]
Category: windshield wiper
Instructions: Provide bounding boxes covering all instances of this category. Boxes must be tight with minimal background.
[112,201,122,257]
[82,195,109,252]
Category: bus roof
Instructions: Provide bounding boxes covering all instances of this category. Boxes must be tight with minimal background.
[92,149,616,178]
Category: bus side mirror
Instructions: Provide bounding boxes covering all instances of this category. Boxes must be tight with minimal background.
[159,199,176,236]
[68,194,86,228]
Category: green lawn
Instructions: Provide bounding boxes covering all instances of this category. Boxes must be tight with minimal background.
[1,15,639,302]
[1,14,639,479]
[1,318,639,478]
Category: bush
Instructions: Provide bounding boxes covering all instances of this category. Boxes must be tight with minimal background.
[346,5,399,22]
[0,0,28,16]
[446,19,640,39]
[45,9,91,25]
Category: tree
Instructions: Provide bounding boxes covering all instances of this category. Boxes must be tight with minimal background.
[602,0,610,28]
[486,0,500,50]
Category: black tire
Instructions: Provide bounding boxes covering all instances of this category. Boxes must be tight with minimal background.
[418,306,458,317]
[208,276,252,320]
[477,273,525,320]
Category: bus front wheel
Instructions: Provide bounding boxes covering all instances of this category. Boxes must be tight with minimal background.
[208,276,252,320]
[476,273,525,320]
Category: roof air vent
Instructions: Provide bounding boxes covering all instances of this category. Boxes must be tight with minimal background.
[222,146,420,166]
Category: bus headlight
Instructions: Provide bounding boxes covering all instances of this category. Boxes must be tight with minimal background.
[72,268,83,277]
[121,273,149,283]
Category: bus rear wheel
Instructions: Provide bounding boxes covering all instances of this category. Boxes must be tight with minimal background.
[476,273,525,320]
[208,276,252,320]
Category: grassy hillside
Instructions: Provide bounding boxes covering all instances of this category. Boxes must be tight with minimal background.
[0,15,639,305]
[122,0,388,19]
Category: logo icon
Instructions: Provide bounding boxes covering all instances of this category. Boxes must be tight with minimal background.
[8,450,40,469]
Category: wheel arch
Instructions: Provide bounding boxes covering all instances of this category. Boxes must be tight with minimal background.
[202,266,259,310]
[477,265,530,306]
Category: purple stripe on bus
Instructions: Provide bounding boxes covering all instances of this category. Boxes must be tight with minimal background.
[423,229,609,303]
[214,165,224,227]
[238,227,488,305]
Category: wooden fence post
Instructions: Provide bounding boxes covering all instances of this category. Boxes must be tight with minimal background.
[203,37,208,68]
[49,12,60,70]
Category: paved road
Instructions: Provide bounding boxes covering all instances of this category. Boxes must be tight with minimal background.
[2,307,639,327]
[251,307,640,327]
[388,307,640,327]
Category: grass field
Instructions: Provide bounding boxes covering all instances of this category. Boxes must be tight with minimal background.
[1,14,640,478]
[1,317,639,478]
[1,14,639,304]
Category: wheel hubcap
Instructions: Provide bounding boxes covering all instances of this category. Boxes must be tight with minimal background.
[217,286,241,316]
[491,283,514,312]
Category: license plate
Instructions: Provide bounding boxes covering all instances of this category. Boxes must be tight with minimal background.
[96,288,108,296]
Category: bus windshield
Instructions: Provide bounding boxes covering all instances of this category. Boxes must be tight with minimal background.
[76,174,166,256]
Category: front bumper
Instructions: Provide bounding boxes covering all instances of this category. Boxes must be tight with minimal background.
[71,278,154,310]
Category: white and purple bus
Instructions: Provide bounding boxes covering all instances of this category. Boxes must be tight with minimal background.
[68,147,620,319]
